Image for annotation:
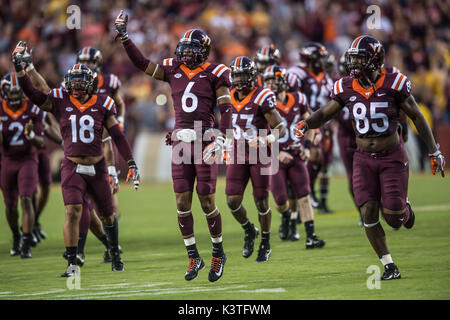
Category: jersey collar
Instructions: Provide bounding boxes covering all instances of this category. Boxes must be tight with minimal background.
[2,99,28,120]
[69,95,98,112]
[352,69,386,99]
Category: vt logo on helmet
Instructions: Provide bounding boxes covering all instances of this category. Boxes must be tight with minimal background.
[1,72,24,106]
[345,35,385,79]
[230,56,257,92]
[64,64,95,99]
[175,29,211,68]
[76,47,103,73]
[263,65,289,94]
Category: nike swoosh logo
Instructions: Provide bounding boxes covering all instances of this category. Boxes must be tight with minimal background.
[245,107,252,110]
[199,75,207,78]
[210,222,216,228]
[91,108,98,112]
[399,218,404,221]
[404,162,408,166]
[215,264,223,276]
[293,108,299,111]
[179,222,184,228]
[377,93,386,96]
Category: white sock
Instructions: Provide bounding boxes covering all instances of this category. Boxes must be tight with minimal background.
[380,254,394,266]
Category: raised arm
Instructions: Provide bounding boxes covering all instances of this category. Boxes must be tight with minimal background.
[114,11,164,81]
[12,42,53,112]
[20,47,51,94]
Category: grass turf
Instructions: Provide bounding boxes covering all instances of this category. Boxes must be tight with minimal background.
[0,173,449,300]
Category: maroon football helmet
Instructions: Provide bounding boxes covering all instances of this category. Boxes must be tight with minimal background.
[262,65,288,94]
[230,56,257,92]
[345,35,385,79]
[76,47,103,73]
[299,42,328,73]
[175,29,211,68]
[1,72,23,106]
[255,44,282,74]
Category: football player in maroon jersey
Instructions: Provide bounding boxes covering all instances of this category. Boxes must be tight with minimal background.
[254,44,282,88]
[264,65,325,249]
[226,57,285,262]
[19,45,122,266]
[288,42,335,213]
[0,72,44,258]
[295,35,445,280]
[115,11,232,282]
[13,41,140,277]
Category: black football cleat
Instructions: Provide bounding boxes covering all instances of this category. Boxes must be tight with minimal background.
[318,200,334,214]
[10,236,21,256]
[76,253,85,267]
[286,219,300,241]
[61,264,79,277]
[404,199,415,229]
[279,214,290,241]
[306,235,326,249]
[34,222,47,241]
[208,253,226,282]
[102,248,112,263]
[185,257,205,281]
[111,248,124,271]
[20,246,32,259]
[380,263,401,280]
[255,242,271,263]
[242,225,258,258]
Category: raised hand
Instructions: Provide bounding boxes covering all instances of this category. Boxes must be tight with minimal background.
[12,41,27,72]
[114,10,129,41]
[429,150,445,178]
[294,120,308,138]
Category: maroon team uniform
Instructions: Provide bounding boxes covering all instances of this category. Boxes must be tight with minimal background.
[271,91,311,205]
[287,65,334,162]
[160,57,231,195]
[0,99,44,207]
[47,88,116,217]
[331,69,411,212]
[225,87,276,199]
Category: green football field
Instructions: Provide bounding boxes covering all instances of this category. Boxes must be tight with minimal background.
[0,173,449,300]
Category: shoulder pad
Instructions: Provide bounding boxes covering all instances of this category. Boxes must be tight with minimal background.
[254,88,274,106]
[51,88,64,99]
[391,72,408,91]
[333,78,344,95]
[102,96,115,111]
[31,104,40,115]
[211,64,230,78]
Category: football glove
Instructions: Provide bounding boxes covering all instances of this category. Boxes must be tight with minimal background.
[294,120,308,138]
[126,160,140,190]
[12,41,27,72]
[203,136,229,164]
[429,150,445,178]
[108,166,120,194]
[248,134,276,148]
[114,10,129,41]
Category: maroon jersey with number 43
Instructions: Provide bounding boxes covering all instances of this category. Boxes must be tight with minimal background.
[47,88,116,157]
[160,58,231,131]
[330,69,411,139]
[0,98,44,159]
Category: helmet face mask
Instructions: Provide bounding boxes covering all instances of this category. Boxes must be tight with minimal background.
[1,73,23,106]
[64,64,94,99]
[263,65,288,94]
[175,29,211,69]
[345,36,385,80]
[230,56,257,92]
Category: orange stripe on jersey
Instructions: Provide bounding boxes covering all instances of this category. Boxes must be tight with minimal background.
[230,88,257,112]
[69,94,98,112]
[394,74,405,90]
[255,89,271,105]
[212,64,227,77]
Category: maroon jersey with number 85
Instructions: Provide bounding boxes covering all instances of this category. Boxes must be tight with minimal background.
[330,69,411,138]
[47,88,116,157]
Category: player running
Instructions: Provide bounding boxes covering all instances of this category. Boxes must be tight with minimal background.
[288,43,335,213]
[0,72,44,258]
[13,41,140,277]
[18,45,122,266]
[263,65,325,249]
[295,35,445,280]
[226,56,285,262]
[114,11,232,281]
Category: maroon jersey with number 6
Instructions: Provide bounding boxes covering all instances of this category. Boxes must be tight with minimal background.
[160,58,231,131]
[47,88,116,157]
[330,69,411,139]
[0,98,44,160]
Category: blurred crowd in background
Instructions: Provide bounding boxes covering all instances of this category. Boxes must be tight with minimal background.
[0,0,449,171]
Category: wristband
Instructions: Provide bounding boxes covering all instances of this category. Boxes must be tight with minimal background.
[429,144,441,157]
[25,63,35,72]
[108,166,117,176]
[304,140,312,149]
[117,116,124,124]
[25,130,35,140]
